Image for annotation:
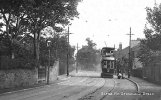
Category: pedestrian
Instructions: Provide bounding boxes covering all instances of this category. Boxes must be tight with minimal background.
[128,70,130,78]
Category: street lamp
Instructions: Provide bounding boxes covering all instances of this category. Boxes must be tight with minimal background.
[47,40,51,84]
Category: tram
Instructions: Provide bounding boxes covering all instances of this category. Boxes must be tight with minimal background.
[101,47,115,78]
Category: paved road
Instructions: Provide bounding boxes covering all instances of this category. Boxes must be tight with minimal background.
[0,74,104,100]
[0,71,161,100]
[78,71,161,100]
[79,77,138,100]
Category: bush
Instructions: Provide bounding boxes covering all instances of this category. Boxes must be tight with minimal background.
[0,56,36,70]
[133,68,143,78]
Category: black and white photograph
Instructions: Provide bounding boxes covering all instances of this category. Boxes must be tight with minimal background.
[0,0,161,100]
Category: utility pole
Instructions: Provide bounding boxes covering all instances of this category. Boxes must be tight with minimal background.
[154,0,157,6]
[126,27,134,78]
[76,43,79,73]
[67,26,69,76]
[66,24,73,76]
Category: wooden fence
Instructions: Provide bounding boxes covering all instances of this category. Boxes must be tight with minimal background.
[143,63,161,84]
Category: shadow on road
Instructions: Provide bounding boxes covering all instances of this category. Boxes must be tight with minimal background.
[70,75,101,78]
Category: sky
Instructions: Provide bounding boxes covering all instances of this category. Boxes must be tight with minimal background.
[68,0,161,50]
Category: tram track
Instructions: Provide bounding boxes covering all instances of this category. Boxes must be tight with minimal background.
[44,78,100,100]
[99,79,116,100]
[79,78,116,100]
[102,78,139,100]
[65,78,105,100]
[78,78,106,100]
[100,78,139,100]
[79,77,139,100]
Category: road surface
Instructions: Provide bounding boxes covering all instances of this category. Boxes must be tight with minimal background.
[0,71,161,100]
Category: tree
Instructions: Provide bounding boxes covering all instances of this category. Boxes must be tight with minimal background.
[0,0,31,59]
[77,38,99,70]
[0,0,81,69]
[21,0,80,67]
[138,4,161,65]
[86,38,96,49]
[145,5,161,50]
[39,29,75,74]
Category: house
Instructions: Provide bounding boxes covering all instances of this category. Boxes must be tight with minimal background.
[114,38,143,71]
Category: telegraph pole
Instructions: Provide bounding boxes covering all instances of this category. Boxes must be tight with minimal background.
[76,43,79,73]
[154,0,157,6]
[66,24,73,76]
[126,27,134,78]
[67,26,69,76]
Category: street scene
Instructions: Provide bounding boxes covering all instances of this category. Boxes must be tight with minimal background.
[1,0,161,100]
[0,71,161,100]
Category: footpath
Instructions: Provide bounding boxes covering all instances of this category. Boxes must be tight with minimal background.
[0,74,70,95]
[125,76,161,96]
[0,70,96,95]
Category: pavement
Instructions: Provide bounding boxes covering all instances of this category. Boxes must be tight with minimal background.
[0,71,98,95]
[0,74,71,95]
[126,76,161,92]
[0,74,105,100]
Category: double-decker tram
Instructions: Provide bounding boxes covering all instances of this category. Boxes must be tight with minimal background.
[101,47,115,78]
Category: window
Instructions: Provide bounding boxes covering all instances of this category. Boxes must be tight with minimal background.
[110,61,114,69]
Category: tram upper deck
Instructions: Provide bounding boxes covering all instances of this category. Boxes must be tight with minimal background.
[101,47,115,57]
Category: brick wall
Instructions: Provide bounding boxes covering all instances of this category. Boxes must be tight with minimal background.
[49,60,59,82]
[0,61,59,89]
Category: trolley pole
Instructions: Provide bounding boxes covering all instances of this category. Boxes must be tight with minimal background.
[126,27,134,78]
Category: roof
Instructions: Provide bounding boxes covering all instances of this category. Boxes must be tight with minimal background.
[131,40,140,48]
[114,39,141,59]
[102,47,115,51]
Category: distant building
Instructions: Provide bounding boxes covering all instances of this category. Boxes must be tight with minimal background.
[114,38,143,70]
[118,42,122,50]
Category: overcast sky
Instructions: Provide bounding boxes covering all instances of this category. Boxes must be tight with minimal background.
[68,0,161,49]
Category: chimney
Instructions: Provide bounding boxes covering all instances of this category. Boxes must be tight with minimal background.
[119,42,122,50]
